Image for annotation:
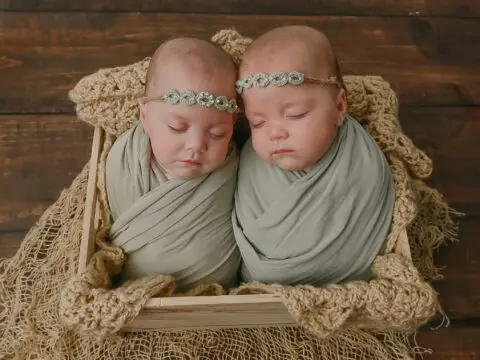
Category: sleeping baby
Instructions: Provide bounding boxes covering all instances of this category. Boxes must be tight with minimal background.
[105,37,241,293]
[233,26,396,287]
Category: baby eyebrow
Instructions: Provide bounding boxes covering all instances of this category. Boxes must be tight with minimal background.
[168,113,189,122]
[209,123,228,130]
[246,112,265,118]
[212,118,232,125]
[281,101,308,113]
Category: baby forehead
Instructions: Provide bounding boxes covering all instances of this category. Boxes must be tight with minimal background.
[239,40,333,79]
[240,54,330,80]
[165,107,234,125]
[242,86,316,109]
[151,66,237,99]
[148,52,237,97]
[160,63,235,87]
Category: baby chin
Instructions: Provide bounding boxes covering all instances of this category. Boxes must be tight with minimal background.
[268,153,311,171]
[170,165,211,179]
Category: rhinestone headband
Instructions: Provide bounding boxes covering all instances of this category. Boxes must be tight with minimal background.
[236,71,342,94]
[141,89,239,114]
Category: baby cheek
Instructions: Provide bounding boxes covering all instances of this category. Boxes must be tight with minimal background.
[205,142,227,170]
[311,125,337,155]
[218,137,232,156]
[291,124,321,155]
[152,134,181,156]
[290,123,313,146]
[250,131,260,150]
[251,132,270,158]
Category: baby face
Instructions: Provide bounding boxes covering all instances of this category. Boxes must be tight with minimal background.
[242,83,345,170]
[140,98,235,179]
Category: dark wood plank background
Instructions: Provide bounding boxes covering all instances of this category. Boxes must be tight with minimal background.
[0,1,478,358]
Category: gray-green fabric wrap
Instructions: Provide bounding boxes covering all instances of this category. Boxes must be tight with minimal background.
[232,116,395,287]
[105,122,241,293]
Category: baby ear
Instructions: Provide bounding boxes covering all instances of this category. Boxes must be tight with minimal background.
[138,99,153,135]
[336,88,347,126]
[138,99,148,126]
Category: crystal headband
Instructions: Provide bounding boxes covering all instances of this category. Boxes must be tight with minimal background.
[236,71,342,94]
[141,89,239,114]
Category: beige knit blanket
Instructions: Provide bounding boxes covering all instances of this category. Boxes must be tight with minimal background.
[0,30,459,360]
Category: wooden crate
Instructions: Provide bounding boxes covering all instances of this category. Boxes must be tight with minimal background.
[79,125,412,331]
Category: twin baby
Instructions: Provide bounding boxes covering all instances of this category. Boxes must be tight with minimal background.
[105,26,395,293]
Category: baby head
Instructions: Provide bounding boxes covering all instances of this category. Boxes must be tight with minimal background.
[238,26,347,170]
[139,37,238,179]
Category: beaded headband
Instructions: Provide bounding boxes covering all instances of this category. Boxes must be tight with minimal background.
[141,89,239,114]
[236,71,342,94]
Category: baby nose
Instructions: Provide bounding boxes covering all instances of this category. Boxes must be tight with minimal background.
[268,125,288,141]
[187,133,208,153]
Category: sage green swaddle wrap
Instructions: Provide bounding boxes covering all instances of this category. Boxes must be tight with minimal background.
[233,116,395,287]
[106,123,241,292]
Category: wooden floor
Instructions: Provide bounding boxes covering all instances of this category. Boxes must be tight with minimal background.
[0,1,478,358]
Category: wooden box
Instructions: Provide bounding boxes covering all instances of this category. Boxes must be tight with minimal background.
[78,126,412,332]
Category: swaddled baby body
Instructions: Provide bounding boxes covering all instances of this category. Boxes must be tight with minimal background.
[105,38,241,293]
[233,26,396,287]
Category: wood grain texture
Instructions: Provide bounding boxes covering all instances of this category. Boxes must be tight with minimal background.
[418,325,480,359]
[0,115,92,231]
[78,126,103,273]
[124,294,297,331]
[0,13,479,113]
[400,106,480,215]
[0,232,25,259]
[433,216,480,319]
[0,0,479,17]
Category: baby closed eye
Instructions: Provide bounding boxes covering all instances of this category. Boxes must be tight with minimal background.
[168,125,187,133]
[250,120,265,129]
[167,118,188,133]
[285,111,308,120]
[210,132,226,140]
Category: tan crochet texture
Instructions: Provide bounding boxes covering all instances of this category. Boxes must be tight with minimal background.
[0,30,458,360]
